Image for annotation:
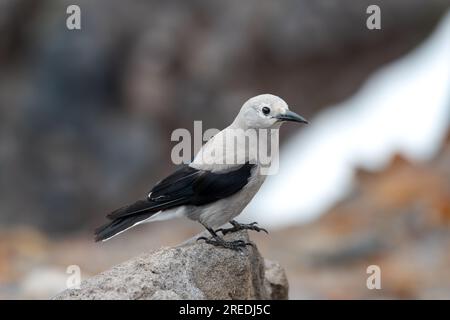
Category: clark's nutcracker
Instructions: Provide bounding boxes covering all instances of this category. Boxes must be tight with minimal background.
[95,94,307,250]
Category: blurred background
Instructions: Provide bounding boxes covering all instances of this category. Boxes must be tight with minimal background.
[1,0,449,299]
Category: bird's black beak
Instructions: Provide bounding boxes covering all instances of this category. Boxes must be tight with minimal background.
[276,110,308,124]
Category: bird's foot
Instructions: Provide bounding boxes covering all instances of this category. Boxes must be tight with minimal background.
[217,221,268,236]
[196,236,253,251]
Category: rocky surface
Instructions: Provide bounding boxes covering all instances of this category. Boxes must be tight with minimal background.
[53,230,288,300]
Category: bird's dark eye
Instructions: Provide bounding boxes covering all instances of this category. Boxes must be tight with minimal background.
[262,106,270,115]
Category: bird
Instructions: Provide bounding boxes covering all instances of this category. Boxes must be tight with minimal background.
[95,94,308,250]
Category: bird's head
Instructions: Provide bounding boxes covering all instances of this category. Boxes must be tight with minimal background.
[233,94,308,129]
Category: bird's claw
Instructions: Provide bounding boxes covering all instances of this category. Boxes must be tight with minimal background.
[247,222,269,234]
[196,236,208,242]
[197,236,253,251]
[218,221,268,235]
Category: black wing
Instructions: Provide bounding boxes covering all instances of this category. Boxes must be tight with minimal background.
[106,162,255,220]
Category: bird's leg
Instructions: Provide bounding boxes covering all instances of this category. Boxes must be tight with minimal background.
[197,223,253,251]
[217,220,268,235]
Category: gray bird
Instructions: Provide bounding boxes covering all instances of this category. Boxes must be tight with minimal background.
[95,94,308,250]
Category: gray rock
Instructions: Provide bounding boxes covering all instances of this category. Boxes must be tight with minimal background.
[264,259,289,300]
[53,230,288,300]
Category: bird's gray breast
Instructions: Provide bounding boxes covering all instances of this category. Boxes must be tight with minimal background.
[184,165,266,228]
